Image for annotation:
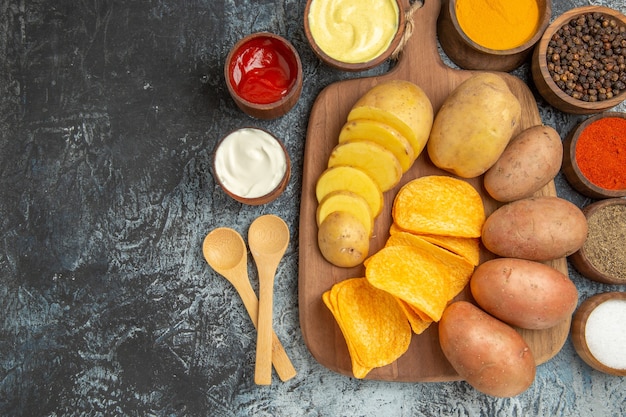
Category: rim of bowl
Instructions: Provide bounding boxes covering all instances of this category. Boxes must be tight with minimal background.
[224,32,303,112]
[570,198,626,285]
[564,112,626,198]
[303,0,406,71]
[571,291,626,375]
[536,6,626,111]
[212,127,291,205]
[447,0,552,55]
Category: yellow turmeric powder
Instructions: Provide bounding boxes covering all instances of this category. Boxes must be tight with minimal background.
[455,0,540,50]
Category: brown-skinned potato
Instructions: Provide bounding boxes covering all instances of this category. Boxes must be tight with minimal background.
[470,258,578,329]
[439,301,536,398]
[481,196,588,261]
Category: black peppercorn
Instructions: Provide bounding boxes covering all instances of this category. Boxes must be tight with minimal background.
[547,12,626,102]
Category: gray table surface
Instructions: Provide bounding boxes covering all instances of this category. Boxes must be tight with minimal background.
[1,0,625,416]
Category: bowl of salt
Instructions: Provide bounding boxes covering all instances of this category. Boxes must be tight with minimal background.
[571,292,626,376]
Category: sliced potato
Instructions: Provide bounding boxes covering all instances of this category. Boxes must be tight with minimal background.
[338,119,416,172]
[316,166,384,218]
[317,190,374,237]
[327,141,402,192]
[347,80,433,158]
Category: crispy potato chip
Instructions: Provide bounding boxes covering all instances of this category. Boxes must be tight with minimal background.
[365,245,450,321]
[385,232,474,299]
[322,278,411,378]
[390,222,481,266]
[417,234,480,267]
[392,176,485,238]
[395,297,432,334]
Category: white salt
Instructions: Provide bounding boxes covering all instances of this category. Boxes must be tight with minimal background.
[584,299,626,370]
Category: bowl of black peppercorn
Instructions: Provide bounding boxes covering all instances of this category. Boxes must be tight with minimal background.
[531,6,626,114]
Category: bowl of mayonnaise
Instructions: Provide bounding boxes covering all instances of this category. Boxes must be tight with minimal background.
[304,0,406,71]
[213,128,291,205]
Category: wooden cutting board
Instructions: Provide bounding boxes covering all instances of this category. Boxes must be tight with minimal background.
[298,0,570,382]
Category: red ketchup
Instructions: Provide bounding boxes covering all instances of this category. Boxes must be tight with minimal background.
[228,36,298,105]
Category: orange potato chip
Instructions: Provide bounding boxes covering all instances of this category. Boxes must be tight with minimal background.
[417,234,481,267]
[389,222,481,266]
[322,278,411,378]
[392,176,485,238]
[365,245,450,321]
[385,232,475,299]
[395,297,432,334]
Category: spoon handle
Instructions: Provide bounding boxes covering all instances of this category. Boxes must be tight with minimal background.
[234,276,297,382]
[255,269,276,385]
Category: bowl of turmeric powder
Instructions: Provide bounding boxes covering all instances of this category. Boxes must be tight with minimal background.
[438,0,551,72]
[562,112,626,199]
[531,6,626,114]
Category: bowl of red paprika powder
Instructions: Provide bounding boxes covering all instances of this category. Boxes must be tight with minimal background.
[225,32,303,119]
[562,112,626,199]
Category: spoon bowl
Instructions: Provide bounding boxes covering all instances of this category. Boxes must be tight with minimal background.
[202,227,296,382]
[248,215,291,385]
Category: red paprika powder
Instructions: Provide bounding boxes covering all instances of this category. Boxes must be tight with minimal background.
[575,117,626,190]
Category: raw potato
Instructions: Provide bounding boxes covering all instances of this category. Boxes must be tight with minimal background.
[318,211,370,268]
[470,258,578,329]
[484,125,563,202]
[482,196,588,261]
[316,166,384,218]
[347,80,434,158]
[439,301,536,398]
[317,190,374,237]
[327,141,402,192]
[338,119,416,172]
[427,73,522,178]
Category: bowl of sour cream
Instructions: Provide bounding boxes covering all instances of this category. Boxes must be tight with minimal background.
[304,0,406,71]
[213,128,291,205]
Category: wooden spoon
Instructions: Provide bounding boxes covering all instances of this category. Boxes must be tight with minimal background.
[248,214,291,385]
[202,227,296,382]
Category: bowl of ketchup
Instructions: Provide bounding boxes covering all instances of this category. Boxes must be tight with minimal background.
[225,32,303,119]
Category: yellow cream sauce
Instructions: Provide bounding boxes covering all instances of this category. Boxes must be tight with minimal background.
[308,0,399,64]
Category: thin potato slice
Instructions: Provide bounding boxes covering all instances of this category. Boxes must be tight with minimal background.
[365,245,450,321]
[385,232,474,299]
[389,223,481,266]
[338,119,416,172]
[316,166,383,218]
[392,176,485,238]
[347,80,433,158]
[322,278,411,379]
[317,190,374,237]
[327,141,402,192]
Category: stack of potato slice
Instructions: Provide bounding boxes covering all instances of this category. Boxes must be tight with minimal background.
[315,80,434,268]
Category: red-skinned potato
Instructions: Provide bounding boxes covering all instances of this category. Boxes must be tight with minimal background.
[470,258,578,329]
[484,125,563,202]
[439,301,536,398]
[482,196,588,261]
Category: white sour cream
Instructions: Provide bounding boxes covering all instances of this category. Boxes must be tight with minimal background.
[214,128,287,199]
